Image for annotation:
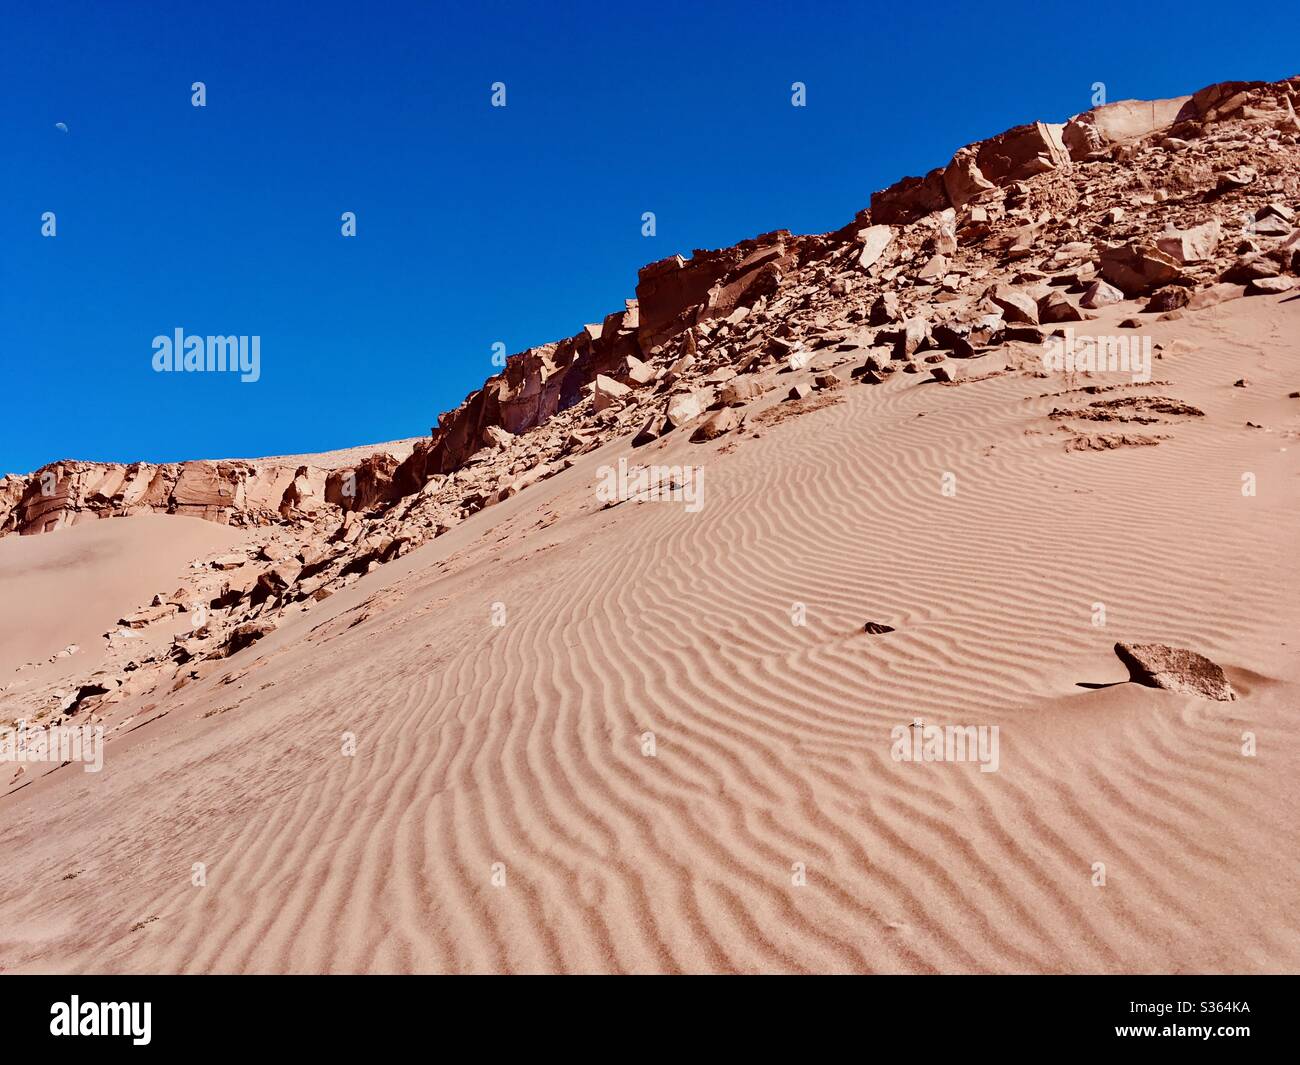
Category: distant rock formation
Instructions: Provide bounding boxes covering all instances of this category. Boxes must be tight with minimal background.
[4,74,1298,543]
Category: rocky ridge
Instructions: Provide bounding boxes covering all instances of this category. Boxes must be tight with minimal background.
[3,75,1298,737]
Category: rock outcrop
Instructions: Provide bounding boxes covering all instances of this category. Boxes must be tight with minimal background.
[1114,642,1236,701]
[4,73,1299,731]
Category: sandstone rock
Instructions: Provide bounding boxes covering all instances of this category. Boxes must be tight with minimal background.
[942,145,995,210]
[634,238,791,351]
[171,462,244,523]
[1223,255,1281,283]
[892,317,931,356]
[292,468,330,515]
[1099,243,1185,296]
[857,225,893,270]
[917,253,948,281]
[1245,276,1295,295]
[1155,219,1222,264]
[1216,166,1256,192]
[787,384,812,401]
[974,121,1070,185]
[690,407,742,442]
[718,378,766,407]
[482,424,514,450]
[1037,291,1084,323]
[256,562,303,594]
[592,374,632,413]
[621,356,658,387]
[633,414,667,446]
[928,324,978,358]
[861,346,895,372]
[931,350,1008,381]
[666,353,696,379]
[1251,216,1293,238]
[1186,283,1247,310]
[991,286,1039,325]
[665,390,708,429]
[1113,642,1235,701]
[327,454,400,512]
[869,292,902,326]
[1144,287,1190,313]
[118,604,177,628]
[224,620,278,657]
[870,168,949,225]
[1079,279,1125,309]
[1062,95,1189,160]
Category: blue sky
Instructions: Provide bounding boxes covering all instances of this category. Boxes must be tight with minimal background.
[1,0,1292,473]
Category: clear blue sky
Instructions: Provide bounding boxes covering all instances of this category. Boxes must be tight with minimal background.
[1,0,1292,473]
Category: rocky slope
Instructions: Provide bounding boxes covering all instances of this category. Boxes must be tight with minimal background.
[3,74,1298,732]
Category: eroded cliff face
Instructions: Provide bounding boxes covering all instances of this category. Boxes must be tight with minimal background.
[389,76,1300,492]
[4,75,1298,544]
[6,73,1299,733]
[0,460,330,536]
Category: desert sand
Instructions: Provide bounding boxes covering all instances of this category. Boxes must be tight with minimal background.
[0,516,250,677]
[1,77,1299,974]
[1,289,1297,973]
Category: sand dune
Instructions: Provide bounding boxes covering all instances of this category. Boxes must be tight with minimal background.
[1,292,1297,973]
[0,515,249,677]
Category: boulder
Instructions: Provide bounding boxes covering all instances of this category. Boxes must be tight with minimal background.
[1113,642,1235,701]
[857,225,893,271]
[690,407,742,442]
[1037,291,1084,323]
[1155,219,1221,264]
[1186,283,1247,310]
[1062,95,1189,160]
[942,145,995,210]
[592,374,632,413]
[632,414,667,446]
[991,286,1040,325]
[482,424,514,450]
[224,620,278,657]
[1099,243,1185,296]
[1144,286,1190,313]
[931,350,1008,381]
[718,378,766,407]
[1245,276,1295,296]
[665,389,708,429]
[974,122,1070,184]
[870,168,949,225]
[118,604,178,629]
[1079,279,1126,309]
[621,356,658,387]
